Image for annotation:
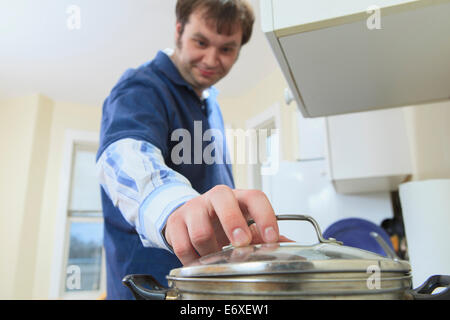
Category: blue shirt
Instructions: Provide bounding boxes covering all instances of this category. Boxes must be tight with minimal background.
[96,50,235,299]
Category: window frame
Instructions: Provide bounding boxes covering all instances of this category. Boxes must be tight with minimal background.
[49,130,105,300]
[245,103,283,191]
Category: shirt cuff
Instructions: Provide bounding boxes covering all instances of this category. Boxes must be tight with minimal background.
[138,182,199,252]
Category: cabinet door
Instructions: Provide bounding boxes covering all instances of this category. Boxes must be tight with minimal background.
[297,113,326,161]
[326,108,412,193]
[263,0,450,118]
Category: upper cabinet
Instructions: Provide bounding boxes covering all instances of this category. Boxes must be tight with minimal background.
[324,107,413,194]
[293,105,413,194]
[260,0,450,118]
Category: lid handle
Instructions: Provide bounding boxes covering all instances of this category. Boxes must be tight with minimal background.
[248,214,343,245]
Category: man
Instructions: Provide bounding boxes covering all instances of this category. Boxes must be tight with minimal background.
[96,0,283,300]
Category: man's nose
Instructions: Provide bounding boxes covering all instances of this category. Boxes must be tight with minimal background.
[203,47,219,68]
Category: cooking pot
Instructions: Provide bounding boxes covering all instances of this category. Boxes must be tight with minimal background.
[123,215,450,300]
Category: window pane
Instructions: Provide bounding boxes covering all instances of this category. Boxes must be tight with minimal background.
[262,129,277,167]
[265,133,273,166]
[69,146,102,212]
[65,221,103,292]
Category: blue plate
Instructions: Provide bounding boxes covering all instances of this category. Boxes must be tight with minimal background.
[323,218,394,257]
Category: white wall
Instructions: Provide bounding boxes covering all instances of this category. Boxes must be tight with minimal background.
[0,94,52,299]
[404,100,450,181]
[0,94,102,299]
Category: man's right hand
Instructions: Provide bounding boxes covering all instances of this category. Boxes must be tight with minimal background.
[164,185,288,265]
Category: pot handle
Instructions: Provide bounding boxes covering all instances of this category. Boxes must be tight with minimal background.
[247,214,343,245]
[122,274,171,300]
[408,275,450,300]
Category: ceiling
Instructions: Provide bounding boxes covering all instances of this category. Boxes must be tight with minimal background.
[0,0,280,106]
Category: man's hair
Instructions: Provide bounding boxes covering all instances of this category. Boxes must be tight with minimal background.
[175,0,255,46]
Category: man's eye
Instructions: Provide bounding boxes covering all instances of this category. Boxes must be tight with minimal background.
[221,47,231,53]
[197,40,206,47]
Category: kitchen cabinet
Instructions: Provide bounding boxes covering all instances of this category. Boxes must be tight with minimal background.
[261,0,450,118]
[297,112,326,160]
[325,107,412,194]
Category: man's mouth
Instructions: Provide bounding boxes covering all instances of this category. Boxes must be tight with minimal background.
[197,67,216,78]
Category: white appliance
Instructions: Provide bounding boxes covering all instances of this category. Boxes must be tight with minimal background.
[399,179,450,287]
[262,160,394,244]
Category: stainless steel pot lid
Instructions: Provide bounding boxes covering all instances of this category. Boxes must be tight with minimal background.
[169,215,411,278]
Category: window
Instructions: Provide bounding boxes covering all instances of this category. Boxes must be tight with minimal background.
[252,120,277,191]
[62,143,105,299]
[245,104,282,194]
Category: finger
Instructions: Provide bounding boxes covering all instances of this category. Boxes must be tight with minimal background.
[166,215,199,265]
[212,220,231,248]
[248,224,291,244]
[249,223,264,244]
[186,210,220,256]
[205,185,252,247]
[233,189,279,244]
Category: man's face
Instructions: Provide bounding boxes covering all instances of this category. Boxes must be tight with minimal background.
[172,8,243,97]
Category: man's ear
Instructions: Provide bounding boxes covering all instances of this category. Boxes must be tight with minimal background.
[175,22,182,40]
